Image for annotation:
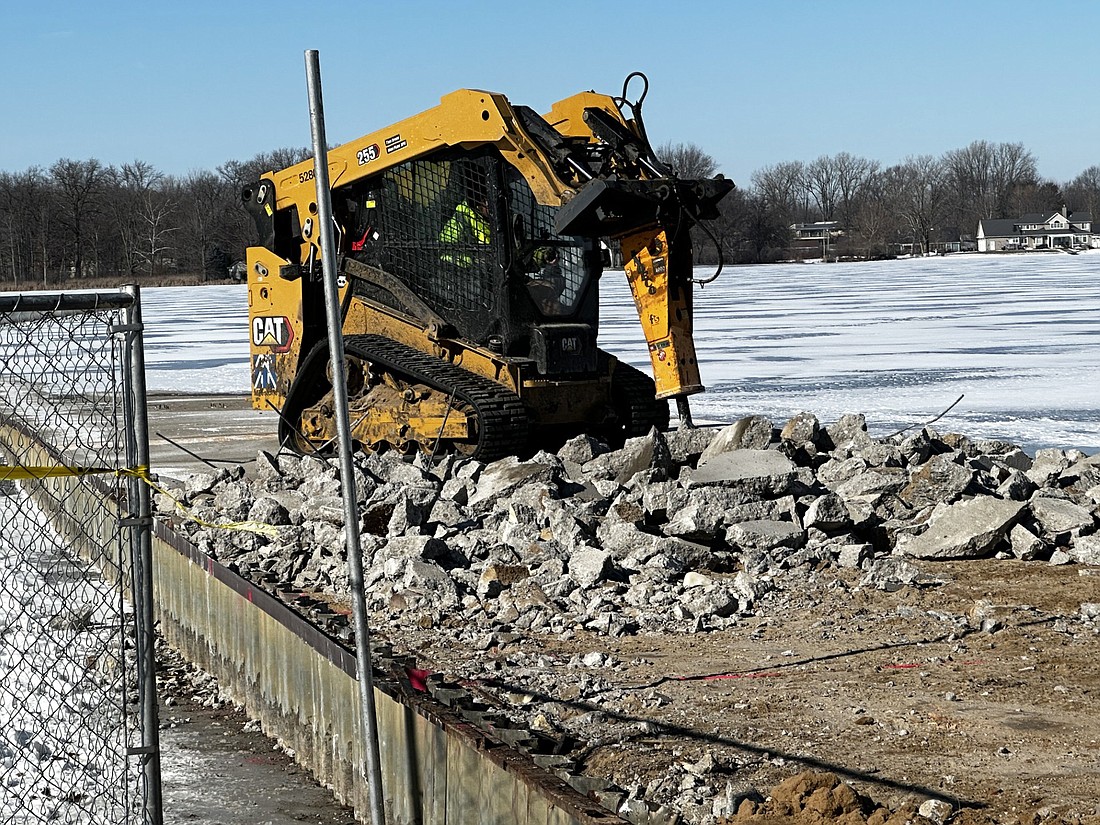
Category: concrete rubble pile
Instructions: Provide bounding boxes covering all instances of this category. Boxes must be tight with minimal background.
[159,411,1100,823]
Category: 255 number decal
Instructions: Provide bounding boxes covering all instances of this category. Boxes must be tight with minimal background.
[356,144,380,166]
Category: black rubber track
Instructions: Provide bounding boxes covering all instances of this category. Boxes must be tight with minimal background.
[343,334,529,463]
[609,359,671,439]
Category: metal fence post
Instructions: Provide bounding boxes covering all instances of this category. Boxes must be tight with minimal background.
[305,49,388,825]
[121,284,164,825]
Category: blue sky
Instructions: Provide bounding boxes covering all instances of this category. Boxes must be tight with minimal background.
[6,1,1099,187]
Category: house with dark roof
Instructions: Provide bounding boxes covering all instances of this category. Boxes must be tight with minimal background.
[977,208,1095,252]
[789,221,841,258]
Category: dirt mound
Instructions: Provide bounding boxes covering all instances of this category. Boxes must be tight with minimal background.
[721,771,890,825]
[722,770,1100,825]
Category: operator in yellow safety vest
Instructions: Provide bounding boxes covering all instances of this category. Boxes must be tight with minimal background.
[439,196,491,268]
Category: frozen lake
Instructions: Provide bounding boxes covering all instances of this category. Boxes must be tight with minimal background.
[141,251,1100,455]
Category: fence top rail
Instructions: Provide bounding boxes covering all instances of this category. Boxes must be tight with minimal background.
[0,289,135,314]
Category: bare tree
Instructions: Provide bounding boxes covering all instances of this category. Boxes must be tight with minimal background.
[0,169,53,285]
[991,142,1039,214]
[105,163,141,276]
[852,167,901,258]
[833,152,880,230]
[49,158,107,279]
[804,155,841,221]
[943,140,1038,231]
[943,140,996,223]
[25,170,54,285]
[751,161,805,223]
[101,160,178,278]
[894,155,948,254]
[710,187,789,263]
[741,191,791,262]
[1064,165,1100,219]
[217,147,312,189]
[178,170,235,279]
[655,141,718,179]
[1011,180,1064,216]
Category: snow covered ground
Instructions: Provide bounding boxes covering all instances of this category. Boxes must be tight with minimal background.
[0,489,139,823]
[139,284,245,397]
[140,251,1100,454]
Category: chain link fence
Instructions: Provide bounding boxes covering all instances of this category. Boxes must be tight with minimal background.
[0,288,162,824]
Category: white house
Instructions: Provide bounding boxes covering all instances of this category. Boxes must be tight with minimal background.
[977,208,1095,252]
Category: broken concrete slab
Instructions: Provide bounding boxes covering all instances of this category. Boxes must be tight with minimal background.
[1029,495,1096,538]
[686,449,798,496]
[698,416,774,465]
[896,497,1026,560]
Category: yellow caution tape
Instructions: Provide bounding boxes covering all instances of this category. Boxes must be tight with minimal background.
[1,463,279,539]
[143,474,280,539]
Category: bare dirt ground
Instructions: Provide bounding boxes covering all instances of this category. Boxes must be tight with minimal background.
[399,557,1100,824]
[154,554,1100,824]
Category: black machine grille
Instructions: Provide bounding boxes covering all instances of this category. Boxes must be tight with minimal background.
[343,151,498,320]
[339,147,599,348]
[504,169,592,318]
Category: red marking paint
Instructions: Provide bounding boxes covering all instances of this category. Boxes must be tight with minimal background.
[405,667,431,692]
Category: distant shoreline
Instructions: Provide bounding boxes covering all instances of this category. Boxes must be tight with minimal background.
[2,246,1096,291]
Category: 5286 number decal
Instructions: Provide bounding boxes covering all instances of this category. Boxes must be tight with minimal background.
[356,144,380,166]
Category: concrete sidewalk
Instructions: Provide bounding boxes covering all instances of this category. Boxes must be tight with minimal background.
[159,695,357,824]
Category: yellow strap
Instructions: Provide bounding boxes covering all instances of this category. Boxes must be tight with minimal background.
[2,463,279,539]
[0,464,158,482]
[141,473,280,539]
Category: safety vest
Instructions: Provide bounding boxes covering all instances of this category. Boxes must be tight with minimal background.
[439,201,490,267]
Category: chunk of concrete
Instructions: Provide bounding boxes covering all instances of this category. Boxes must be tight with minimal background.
[568,547,612,588]
[1069,533,1100,565]
[825,413,873,453]
[665,426,719,465]
[698,416,774,465]
[1029,495,1095,538]
[611,428,674,485]
[896,497,1026,559]
[477,564,531,597]
[725,519,805,553]
[899,453,974,508]
[780,411,821,447]
[687,449,797,495]
[557,433,610,465]
[803,492,851,531]
[835,467,907,499]
[1009,524,1045,561]
[467,457,558,509]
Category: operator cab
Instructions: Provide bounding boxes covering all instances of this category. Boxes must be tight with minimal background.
[336,147,603,377]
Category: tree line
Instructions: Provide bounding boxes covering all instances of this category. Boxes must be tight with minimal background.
[2,140,1098,285]
[0,149,310,287]
[659,140,1100,263]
